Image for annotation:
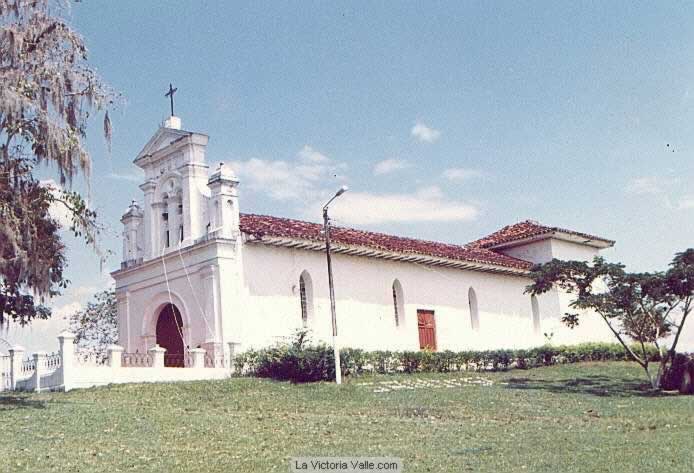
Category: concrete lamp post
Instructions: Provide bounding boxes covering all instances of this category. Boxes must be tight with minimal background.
[323,185,348,385]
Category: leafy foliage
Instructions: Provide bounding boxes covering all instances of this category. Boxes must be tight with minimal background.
[0,0,116,324]
[69,289,117,358]
[248,330,336,383]
[525,250,694,388]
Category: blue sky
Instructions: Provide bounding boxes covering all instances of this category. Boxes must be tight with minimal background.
[9,1,694,350]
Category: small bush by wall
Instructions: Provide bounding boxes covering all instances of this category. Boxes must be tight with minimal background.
[232,339,661,383]
[254,344,335,383]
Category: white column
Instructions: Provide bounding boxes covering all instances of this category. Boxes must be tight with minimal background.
[9,345,25,391]
[180,159,209,244]
[116,291,131,352]
[107,345,124,369]
[140,180,157,259]
[153,204,162,256]
[0,354,8,392]
[58,331,75,392]
[188,348,206,369]
[149,345,166,368]
[142,335,157,351]
[199,265,221,344]
[32,352,47,392]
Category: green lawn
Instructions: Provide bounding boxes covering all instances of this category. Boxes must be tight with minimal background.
[2,362,693,472]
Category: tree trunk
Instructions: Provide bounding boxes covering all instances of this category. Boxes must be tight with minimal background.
[643,364,658,390]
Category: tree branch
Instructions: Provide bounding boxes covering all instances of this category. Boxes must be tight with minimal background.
[599,311,645,367]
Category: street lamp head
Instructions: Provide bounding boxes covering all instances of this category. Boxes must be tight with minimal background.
[323,185,349,213]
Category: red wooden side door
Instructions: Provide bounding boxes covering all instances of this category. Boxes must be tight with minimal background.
[417,310,437,351]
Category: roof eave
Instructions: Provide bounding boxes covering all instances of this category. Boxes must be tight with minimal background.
[243,234,531,275]
[487,231,615,250]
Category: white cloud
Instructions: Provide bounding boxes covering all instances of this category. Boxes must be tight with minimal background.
[39,179,72,227]
[626,176,679,195]
[442,168,484,182]
[373,159,411,176]
[65,285,102,300]
[233,144,480,227]
[679,196,694,209]
[297,145,329,163]
[108,172,143,183]
[231,145,347,201]
[53,301,82,319]
[326,186,479,225]
[411,122,441,143]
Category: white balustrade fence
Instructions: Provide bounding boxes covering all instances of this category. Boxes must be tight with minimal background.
[0,332,239,393]
[121,351,153,367]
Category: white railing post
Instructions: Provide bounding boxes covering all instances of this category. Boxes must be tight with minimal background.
[33,352,47,392]
[9,345,25,391]
[0,354,8,392]
[188,348,206,369]
[107,345,124,369]
[58,331,75,392]
[148,345,166,368]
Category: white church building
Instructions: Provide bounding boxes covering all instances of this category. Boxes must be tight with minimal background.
[111,116,615,366]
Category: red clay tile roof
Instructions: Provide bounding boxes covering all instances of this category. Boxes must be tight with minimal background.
[239,213,533,271]
[469,220,614,249]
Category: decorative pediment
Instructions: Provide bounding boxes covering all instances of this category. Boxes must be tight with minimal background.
[134,127,192,166]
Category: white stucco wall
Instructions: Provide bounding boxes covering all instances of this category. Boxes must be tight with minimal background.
[549,239,600,263]
[235,243,612,351]
[673,314,694,352]
[499,238,599,266]
[499,239,554,264]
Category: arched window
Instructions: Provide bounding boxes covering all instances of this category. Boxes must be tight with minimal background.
[392,279,405,328]
[468,287,479,330]
[531,295,540,334]
[299,271,313,327]
[177,201,184,242]
[161,194,170,249]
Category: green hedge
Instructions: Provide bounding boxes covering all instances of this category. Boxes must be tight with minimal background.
[232,341,661,382]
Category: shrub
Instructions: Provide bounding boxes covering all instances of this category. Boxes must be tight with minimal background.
[401,351,421,373]
[341,348,366,376]
[661,353,693,391]
[231,339,665,383]
[254,343,335,383]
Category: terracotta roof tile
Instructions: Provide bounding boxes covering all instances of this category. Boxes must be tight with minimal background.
[469,220,614,249]
[239,213,532,271]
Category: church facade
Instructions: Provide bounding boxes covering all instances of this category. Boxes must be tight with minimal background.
[111,117,615,364]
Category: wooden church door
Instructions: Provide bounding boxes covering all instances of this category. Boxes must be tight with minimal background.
[156,303,185,367]
[417,309,437,351]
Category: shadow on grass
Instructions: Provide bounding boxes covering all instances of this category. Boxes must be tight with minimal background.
[504,374,666,398]
[0,395,48,409]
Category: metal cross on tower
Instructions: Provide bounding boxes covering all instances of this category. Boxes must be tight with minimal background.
[164,83,178,116]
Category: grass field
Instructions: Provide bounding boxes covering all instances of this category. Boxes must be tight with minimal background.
[2,362,693,472]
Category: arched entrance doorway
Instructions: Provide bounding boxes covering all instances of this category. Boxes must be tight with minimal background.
[156,303,185,367]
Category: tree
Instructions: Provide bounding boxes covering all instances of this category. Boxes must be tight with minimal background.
[526,249,694,389]
[69,289,117,357]
[0,0,116,324]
